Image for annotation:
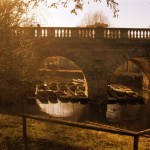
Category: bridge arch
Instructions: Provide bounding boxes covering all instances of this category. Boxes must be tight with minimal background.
[30,27,150,103]
[37,56,88,96]
[35,43,109,101]
[108,52,150,91]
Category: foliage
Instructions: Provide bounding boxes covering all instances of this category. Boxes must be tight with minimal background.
[0,0,33,27]
[0,0,39,87]
[79,11,110,27]
[10,40,39,85]
[86,22,108,28]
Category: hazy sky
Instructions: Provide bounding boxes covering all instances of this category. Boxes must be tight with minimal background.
[35,0,150,28]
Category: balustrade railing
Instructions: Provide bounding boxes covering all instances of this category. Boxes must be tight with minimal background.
[127,29,150,39]
[10,27,150,40]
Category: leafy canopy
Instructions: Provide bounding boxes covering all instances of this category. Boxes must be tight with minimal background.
[0,0,39,86]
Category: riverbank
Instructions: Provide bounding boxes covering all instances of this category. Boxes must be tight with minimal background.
[0,114,150,150]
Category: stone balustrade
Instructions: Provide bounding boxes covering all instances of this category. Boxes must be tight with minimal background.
[11,27,150,40]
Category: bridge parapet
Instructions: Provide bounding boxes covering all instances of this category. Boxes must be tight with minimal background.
[11,27,150,40]
[104,28,150,39]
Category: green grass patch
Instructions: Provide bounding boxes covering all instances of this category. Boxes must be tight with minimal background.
[0,114,149,150]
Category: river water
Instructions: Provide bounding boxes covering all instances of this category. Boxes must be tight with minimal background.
[35,89,150,131]
[0,90,150,131]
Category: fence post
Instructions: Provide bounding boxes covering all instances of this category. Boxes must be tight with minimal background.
[133,135,139,150]
[23,115,27,142]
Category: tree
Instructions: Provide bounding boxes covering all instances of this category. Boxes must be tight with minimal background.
[0,0,39,89]
[79,11,110,27]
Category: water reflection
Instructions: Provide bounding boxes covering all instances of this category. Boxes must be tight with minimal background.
[106,103,145,122]
[36,99,88,121]
[35,89,150,131]
[106,104,120,123]
[106,89,150,131]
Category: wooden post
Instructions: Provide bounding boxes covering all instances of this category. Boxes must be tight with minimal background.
[23,116,27,142]
[133,135,139,150]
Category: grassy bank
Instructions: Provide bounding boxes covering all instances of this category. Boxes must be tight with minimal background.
[0,114,150,150]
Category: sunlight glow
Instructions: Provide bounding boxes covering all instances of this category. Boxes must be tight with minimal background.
[33,0,150,28]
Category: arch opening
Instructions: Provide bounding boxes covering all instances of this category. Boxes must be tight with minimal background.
[106,58,150,127]
[35,56,90,118]
[37,56,88,96]
[112,60,142,89]
[108,58,150,103]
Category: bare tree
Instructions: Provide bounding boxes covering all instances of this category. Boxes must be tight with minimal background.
[28,0,118,17]
[49,0,119,17]
[79,11,110,27]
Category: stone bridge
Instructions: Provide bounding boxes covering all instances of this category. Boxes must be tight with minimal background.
[12,27,150,102]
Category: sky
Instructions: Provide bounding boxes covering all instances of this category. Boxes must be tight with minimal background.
[34,0,150,28]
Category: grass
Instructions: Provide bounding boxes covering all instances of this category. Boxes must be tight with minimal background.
[0,114,150,150]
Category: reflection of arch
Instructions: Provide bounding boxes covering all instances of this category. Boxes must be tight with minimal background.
[38,56,89,96]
